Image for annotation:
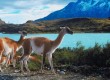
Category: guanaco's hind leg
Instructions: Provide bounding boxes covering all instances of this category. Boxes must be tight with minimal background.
[11,49,17,68]
[24,56,30,72]
[47,54,55,74]
[20,60,24,73]
[20,55,30,73]
[5,53,11,67]
[0,50,4,72]
[20,39,31,73]
[40,53,46,73]
[0,39,4,72]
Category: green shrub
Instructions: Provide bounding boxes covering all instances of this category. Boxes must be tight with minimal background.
[17,42,110,70]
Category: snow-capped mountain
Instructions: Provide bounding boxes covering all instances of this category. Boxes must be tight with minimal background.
[35,0,110,21]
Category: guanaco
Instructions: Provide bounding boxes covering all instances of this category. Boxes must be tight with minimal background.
[0,31,27,71]
[20,27,73,73]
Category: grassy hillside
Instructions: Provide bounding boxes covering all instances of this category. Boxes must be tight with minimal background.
[34,18,110,33]
[0,18,110,33]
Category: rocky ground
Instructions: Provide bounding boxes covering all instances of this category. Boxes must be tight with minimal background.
[0,66,110,80]
[0,71,104,80]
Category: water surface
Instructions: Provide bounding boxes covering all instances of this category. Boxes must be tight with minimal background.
[0,33,110,48]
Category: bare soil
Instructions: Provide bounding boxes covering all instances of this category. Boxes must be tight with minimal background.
[0,67,108,80]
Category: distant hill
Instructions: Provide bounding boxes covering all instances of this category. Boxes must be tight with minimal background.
[0,18,110,33]
[35,0,110,21]
[0,19,5,25]
[0,20,41,33]
[34,18,110,33]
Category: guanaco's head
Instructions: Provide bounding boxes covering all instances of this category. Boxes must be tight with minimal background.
[60,27,73,34]
[18,31,27,37]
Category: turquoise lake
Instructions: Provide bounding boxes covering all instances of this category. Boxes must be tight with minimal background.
[0,33,110,49]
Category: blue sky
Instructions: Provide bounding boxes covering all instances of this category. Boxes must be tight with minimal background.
[0,0,77,24]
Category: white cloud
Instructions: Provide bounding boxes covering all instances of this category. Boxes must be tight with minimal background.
[0,0,76,24]
[0,4,65,24]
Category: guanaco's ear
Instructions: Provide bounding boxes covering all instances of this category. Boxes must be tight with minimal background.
[23,31,27,33]
[60,27,65,29]
[67,27,69,28]
[66,27,70,29]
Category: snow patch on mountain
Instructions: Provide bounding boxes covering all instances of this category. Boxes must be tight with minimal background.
[35,0,110,21]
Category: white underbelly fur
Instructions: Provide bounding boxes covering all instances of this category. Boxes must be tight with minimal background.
[47,47,57,55]
[30,39,44,55]
[3,40,12,56]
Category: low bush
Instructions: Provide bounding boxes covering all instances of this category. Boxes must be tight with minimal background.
[17,43,110,70]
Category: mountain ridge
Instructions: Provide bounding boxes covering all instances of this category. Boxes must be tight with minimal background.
[35,0,110,21]
[1,18,110,33]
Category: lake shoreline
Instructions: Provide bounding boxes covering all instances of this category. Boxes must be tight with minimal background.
[0,33,110,48]
[2,32,110,34]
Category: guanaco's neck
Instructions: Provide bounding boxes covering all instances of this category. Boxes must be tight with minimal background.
[53,30,65,47]
[17,35,25,47]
